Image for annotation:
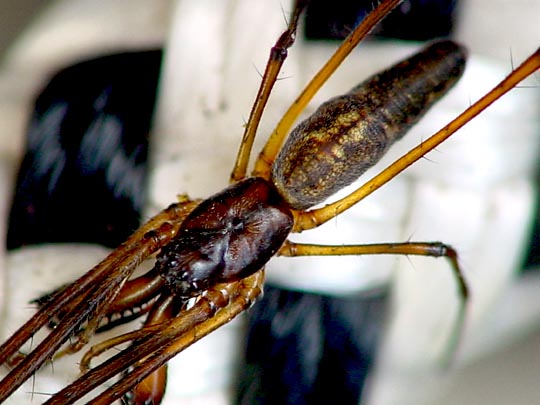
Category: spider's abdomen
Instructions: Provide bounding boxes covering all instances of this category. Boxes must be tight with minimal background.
[272,40,467,210]
[155,177,293,298]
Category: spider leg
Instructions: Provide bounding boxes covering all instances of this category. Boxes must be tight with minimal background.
[252,0,403,179]
[230,0,307,182]
[279,240,468,362]
[123,294,184,405]
[42,271,264,404]
[0,199,198,402]
[280,241,467,297]
[54,201,199,358]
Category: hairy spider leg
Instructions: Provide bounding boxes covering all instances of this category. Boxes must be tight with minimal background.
[0,199,198,402]
[252,0,403,180]
[40,272,264,404]
[230,0,308,182]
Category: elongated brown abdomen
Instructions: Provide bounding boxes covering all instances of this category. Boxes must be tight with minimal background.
[272,40,467,210]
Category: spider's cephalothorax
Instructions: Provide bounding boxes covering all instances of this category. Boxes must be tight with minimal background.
[156,177,293,297]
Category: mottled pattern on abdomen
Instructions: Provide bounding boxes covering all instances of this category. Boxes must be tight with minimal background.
[271,40,467,210]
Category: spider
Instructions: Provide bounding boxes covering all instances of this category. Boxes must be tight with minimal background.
[0,0,539,403]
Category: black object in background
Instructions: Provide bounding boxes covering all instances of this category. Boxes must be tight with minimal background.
[236,287,388,405]
[305,0,459,41]
[523,168,540,269]
[6,50,162,250]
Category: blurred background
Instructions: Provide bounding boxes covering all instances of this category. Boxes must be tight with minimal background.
[0,1,539,404]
